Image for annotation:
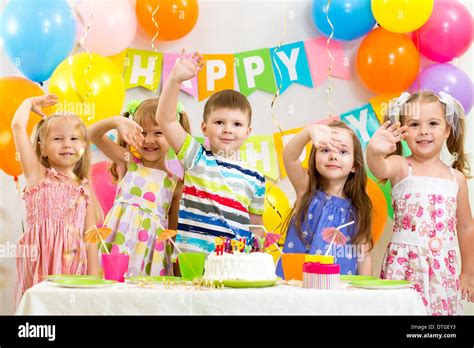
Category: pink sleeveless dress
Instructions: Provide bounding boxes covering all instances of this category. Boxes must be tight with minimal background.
[380,163,462,315]
[16,168,90,299]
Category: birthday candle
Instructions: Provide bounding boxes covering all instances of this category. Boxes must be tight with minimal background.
[244,245,252,254]
[238,238,246,252]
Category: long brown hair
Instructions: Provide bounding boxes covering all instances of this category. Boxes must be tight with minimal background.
[389,91,470,178]
[32,114,102,222]
[289,121,373,249]
[110,98,191,181]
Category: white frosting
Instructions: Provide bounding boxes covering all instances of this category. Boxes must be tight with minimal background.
[203,252,277,281]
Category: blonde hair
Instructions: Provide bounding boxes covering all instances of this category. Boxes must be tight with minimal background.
[32,114,102,222]
[33,114,91,180]
[286,121,373,249]
[388,91,470,178]
[110,98,191,182]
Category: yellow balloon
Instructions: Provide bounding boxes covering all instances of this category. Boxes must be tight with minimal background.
[372,0,434,33]
[107,50,127,71]
[49,53,126,126]
[263,183,292,242]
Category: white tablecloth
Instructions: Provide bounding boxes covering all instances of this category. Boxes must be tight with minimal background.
[16,280,427,315]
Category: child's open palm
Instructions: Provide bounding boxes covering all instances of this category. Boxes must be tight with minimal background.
[29,94,58,118]
[370,121,408,155]
[308,124,343,152]
[172,50,204,82]
[115,117,144,151]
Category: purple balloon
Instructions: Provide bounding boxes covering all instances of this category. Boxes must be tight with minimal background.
[411,64,473,115]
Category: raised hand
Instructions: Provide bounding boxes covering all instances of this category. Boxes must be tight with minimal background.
[308,124,343,152]
[369,121,408,156]
[29,94,58,118]
[170,50,204,82]
[115,117,144,150]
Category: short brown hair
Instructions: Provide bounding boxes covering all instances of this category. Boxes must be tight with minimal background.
[203,90,252,123]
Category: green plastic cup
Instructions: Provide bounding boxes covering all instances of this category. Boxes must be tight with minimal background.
[178,252,206,280]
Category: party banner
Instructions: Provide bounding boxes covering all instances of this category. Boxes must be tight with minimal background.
[270,41,313,93]
[369,93,399,123]
[162,53,198,97]
[123,48,163,91]
[340,103,380,149]
[304,37,351,87]
[234,48,277,97]
[273,127,312,179]
[198,54,235,101]
[239,135,279,180]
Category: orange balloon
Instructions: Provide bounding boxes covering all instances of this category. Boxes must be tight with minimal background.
[136,0,199,41]
[366,177,388,244]
[356,27,419,94]
[0,77,48,177]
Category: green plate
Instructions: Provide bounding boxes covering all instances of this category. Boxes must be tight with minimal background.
[126,275,183,284]
[42,274,102,281]
[52,279,118,288]
[212,279,277,288]
[340,275,378,282]
[349,279,412,289]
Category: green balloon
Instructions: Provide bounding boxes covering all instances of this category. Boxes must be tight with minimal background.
[366,167,394,220]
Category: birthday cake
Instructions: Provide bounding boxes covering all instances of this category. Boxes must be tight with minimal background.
[203,252,277,281]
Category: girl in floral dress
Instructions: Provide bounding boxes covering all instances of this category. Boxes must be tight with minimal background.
[367,91,474,315]
[89,99,190,277]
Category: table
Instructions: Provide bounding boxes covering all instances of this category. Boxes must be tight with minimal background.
[15,280,427,315]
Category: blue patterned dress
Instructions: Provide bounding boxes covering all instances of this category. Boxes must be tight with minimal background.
[276,190,359,276]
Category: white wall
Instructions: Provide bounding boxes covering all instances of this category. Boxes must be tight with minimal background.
[1,0,473,314]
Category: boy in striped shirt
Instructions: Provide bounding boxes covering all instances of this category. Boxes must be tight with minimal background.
[156,52,266,261]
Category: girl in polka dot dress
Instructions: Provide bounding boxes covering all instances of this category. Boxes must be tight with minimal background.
[89,98,190,277]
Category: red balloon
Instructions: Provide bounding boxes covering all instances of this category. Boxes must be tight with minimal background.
[91,161,117,216]
[136,0,199,41]
[356,27,420,94]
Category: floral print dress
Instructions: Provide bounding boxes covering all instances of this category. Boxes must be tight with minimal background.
[380,163,462,315]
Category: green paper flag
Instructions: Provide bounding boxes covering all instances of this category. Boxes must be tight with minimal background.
[239,135,279,180]
[234,48,277,97]
[124,48,163,91]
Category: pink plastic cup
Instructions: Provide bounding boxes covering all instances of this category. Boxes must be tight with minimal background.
[102,253,129,282]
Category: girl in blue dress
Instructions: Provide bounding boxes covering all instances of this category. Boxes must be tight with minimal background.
[277,120,373,276]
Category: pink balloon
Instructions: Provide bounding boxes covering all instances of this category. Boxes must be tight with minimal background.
[91,161,117,216]
[75,0,137,56]
[415,1,473,63]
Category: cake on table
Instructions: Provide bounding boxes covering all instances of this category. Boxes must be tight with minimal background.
[203,252,277,281]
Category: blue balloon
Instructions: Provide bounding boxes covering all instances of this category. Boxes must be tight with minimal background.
[312,0,376,41]
[0,0,76,83]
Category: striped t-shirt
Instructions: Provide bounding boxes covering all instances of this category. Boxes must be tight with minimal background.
[173,134,265,259]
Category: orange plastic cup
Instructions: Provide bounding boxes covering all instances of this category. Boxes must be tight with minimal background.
[281,253,306,280]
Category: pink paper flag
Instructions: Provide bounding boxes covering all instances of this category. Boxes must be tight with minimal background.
[162,53,198,97]
[304,37,351,87]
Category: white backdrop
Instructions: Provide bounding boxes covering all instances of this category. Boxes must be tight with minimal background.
[1,0,473,314]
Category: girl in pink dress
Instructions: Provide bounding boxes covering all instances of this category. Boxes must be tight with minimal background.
[12,94,99,301]
[367,91,474,315]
